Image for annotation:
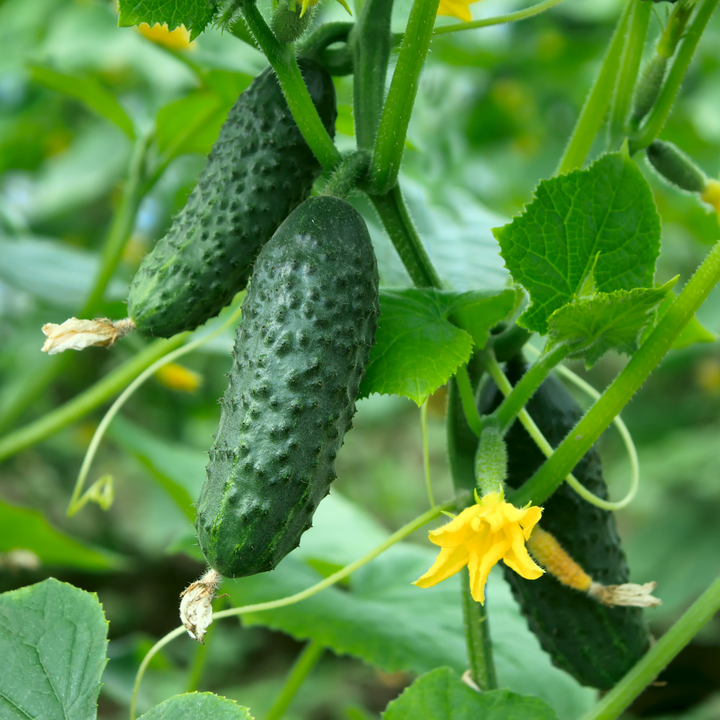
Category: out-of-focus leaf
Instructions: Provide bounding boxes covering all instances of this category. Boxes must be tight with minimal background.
[0,578,108,719]
[0,497,123,569]
[110,416,206,520]
[0,235,127,307]
[360,288,515,405]
[137,692,253,719]
[494,152,662,335]
[382,667,559,720]
[30,65,135,138]
[117,0,219,41]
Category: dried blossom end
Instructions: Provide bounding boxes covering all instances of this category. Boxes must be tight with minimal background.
[589,581,662,608]
[41,317,135,355]
[179,568,223,643]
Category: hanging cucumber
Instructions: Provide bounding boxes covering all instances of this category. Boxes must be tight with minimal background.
[195,195,379,578]
[127,59,337,338]
[479,357,650,690]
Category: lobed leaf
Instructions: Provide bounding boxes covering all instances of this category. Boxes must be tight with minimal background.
[494,152,662,335]
[359,288,516,405]
[117,0,219,41]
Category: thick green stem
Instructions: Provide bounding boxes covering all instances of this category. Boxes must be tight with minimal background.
[556,0,631,174]
[631,0,720,153]
[239,2,341,170]
[511,239,720,508]
[323,151,369,199]
[489,344,570,435]
[0,135,151,434]
[266,640,325,720]
[370,0,440,193]
[490,325,531,362]
[608,0,652,150]
[0,334,187,464]
[369,186,443,289]
[461,568,497,690]
[350,0,394,150]
[582,572,720,720]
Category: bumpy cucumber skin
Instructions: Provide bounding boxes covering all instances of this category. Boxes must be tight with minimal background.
[127,60,337,338]
[647,140,706,194]
[480,358,650,690]
[195,196,379,578]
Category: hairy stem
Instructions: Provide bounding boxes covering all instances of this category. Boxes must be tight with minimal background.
[369,186,443,289]
[556,0,632,174]
[511,239,720,507]
[239,1,341,170]
[455,364,482,438]
[461,568,497,690]
[266,641,325,720]
[370,0,440,193]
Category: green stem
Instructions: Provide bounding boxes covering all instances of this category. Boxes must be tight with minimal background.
[421,400,435,508]
[433,0,565,35]
[129,498,459,720]
[0,134,151,434]
[582,572,720,720]
[608,0,652,150]
[323,151,370,199]
[239,1,341,170]
[266,641,325,720]
[631,0,720,153]
[369,186,443,289]
[455,365,483,438]
[185,621,213,692]
[556,0,632,174]
[350,0,394,150]
[0,334,188,464]
[461,568,497,690]
[489,344,570,435]
[511,238,720,508]
[490,325,531,363]
[370,0,440,193]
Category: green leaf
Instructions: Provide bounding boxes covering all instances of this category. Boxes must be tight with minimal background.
[110,416,207,521]
[117,0,219,41]
[137,692,254,719]
[30,65,135,139]
[359,288,516,405]
[0,578,108,720]
[382,667,559,720]
[0,497,123,570]
[547,278,676,367]
[494,152,662,334]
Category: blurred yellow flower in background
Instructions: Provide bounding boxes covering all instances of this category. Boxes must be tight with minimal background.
[136,23,193,50]
[414,492,544,603]
[438,0,482,22]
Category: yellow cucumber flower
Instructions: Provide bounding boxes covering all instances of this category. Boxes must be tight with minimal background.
[438,0,482,22]
[414,492,544,603]
[136,23,193,50]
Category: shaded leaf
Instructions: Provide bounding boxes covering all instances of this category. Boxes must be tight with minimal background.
[0,497,123,570]
[382,667,559,720]
[137,692,253,719]
[360,288,515,405]
[118,0,219,41]
[547,279,675,367]
[30,65,135,138]
[0,578,108,720]
[494,152,661,334]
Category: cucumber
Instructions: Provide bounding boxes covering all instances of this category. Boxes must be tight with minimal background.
[195,195,379,578]
[127,59,337,338]
[479,357,650,690]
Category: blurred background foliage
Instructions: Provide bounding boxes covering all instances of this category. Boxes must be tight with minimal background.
[1,0,720,717]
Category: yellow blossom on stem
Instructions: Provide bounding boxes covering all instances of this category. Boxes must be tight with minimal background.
[414,492,544,603]
[300,0,352,18]
[438,0,482,22]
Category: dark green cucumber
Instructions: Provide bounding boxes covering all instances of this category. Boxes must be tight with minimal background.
[479,357,650,690]
[127,59,337,338]
[195,195,379,578]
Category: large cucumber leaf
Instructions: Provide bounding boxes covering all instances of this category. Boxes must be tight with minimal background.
[117,0,218,40]
[137,692,253,719]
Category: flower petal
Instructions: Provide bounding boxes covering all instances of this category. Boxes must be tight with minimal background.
[467,538,509,603]
[428,505,480,548]
[503,523,545,580]
[414,545,470,589]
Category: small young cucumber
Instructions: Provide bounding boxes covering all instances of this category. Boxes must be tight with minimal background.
[127,59,337,338]
[195,195,379,578]
[479,357,650,690]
